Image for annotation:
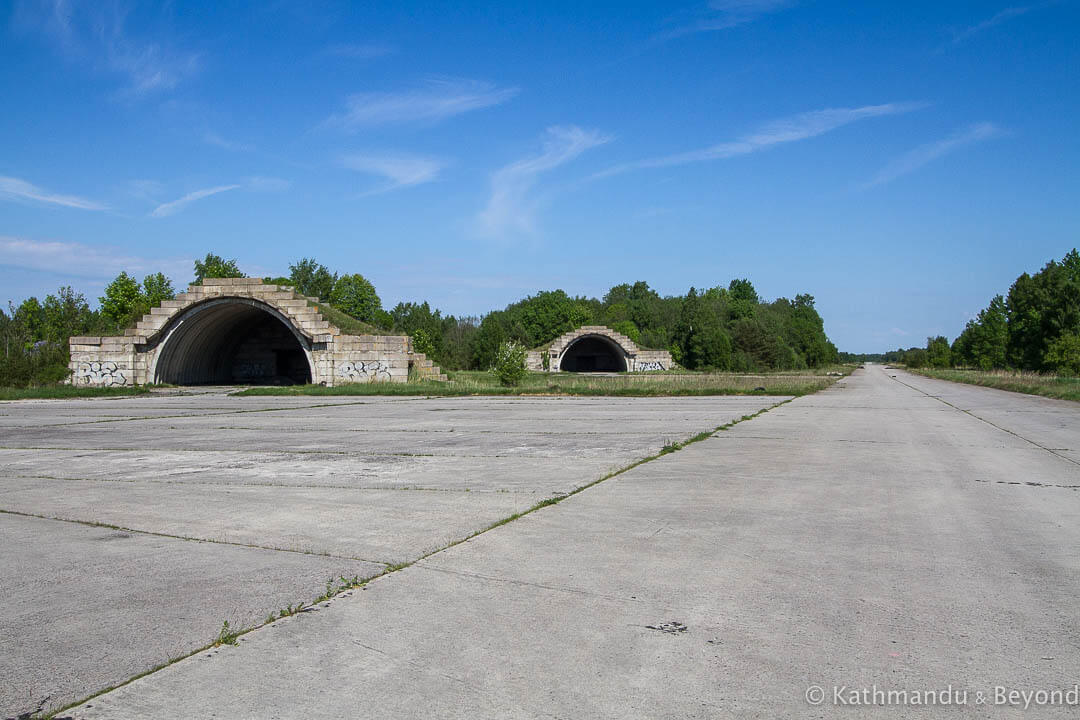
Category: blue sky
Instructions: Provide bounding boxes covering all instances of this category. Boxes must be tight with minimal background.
[1,0,1077,352]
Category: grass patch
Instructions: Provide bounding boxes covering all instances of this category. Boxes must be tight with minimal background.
[236,367,850,398]
[0,384,151,401]
[910,368,1080,402]
[307,301,387,336]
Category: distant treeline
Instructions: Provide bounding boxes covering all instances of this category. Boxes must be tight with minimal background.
[890,248,1080,375]
[1,252,839,387]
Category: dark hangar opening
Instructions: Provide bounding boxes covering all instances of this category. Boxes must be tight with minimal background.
[560,335,627,372]
[154,300,312,385]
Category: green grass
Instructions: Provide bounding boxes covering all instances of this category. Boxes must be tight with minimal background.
[911,367,1080,402]
[0,384,151,401]
[236,366,850,398]
[307,301,387,336]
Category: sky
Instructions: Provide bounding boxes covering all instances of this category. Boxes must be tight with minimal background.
[1,1,1077,353]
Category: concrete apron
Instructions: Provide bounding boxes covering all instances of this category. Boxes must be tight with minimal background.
[1,394,780,718]
[60,367,1080,719]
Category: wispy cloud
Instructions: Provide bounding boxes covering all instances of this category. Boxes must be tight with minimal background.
[477,126,611,237]
[952,5,1034,45]
[863,122,1001,188]
[324,43,394,60]
[203,131,253,152]
[13,0,201,95]
[596,102,925,179]
[661,0,794,38]
[340,153,446,195]
[148,177,288,217]
[0,235,191,281]
[325,78,518,131]
[150,185,240,218]
[0,176,108,211]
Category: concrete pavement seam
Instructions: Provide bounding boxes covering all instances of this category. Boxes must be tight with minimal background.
[0,508,393,566]
[888,374,1080,468]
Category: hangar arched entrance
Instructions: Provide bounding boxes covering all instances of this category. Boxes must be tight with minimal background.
[559,334,628,372]
[152,298,313,385]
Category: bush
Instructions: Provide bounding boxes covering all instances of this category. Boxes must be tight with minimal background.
[1044,332,1080,376]
[609,320,640,343]
[193,253,244,284]
[0,342,71,387]
[411,328,435,356]
[492,340,527,386]
[331,273,381,322]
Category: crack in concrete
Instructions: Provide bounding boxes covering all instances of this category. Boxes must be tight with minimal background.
[974,478,1080,491]
[415,563,642,603]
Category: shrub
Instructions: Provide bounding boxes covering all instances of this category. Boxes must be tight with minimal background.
[193,253,244,284]
[610,320,640,343]
[492,340,527,386]
[1044,332,1080,376]
[411,328,435,357]
[331,273,382,323]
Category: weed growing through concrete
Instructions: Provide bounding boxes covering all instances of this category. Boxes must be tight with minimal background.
[215,620,239,646]
[278,602,304,619]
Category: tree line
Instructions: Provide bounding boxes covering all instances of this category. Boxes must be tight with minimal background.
[877,248,1080,375]
[1,252,839,386]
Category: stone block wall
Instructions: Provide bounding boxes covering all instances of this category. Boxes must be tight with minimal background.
[69,278,446,387]
[526,325,675,373]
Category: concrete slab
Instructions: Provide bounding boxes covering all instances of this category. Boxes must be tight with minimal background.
[0,393,780,718]
[0,513,382,720]
[61,367,1080,719]
[0,477,530,562]
[889,371,1080,456]
[0,449,621,493]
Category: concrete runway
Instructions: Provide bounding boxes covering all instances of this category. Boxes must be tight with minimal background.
[38,365,1080,719]
[0,392,779,719]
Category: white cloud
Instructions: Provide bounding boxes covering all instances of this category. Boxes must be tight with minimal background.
[863,122,1001,188]
[662,0,793,38]
[109,41,201,96]
[13,0,201,96]
[596,102,926,178]
[952,6,1034,45]
[150,185,240,218]
[477,126,611,237]
[146,177,289,217]
[0,175,108,211]
[325,78,519,130]
[203,131,253,152]
[0,235,191,281]
[340,153,445,194]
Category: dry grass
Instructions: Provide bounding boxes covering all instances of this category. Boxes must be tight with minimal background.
[237,367,850,398]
